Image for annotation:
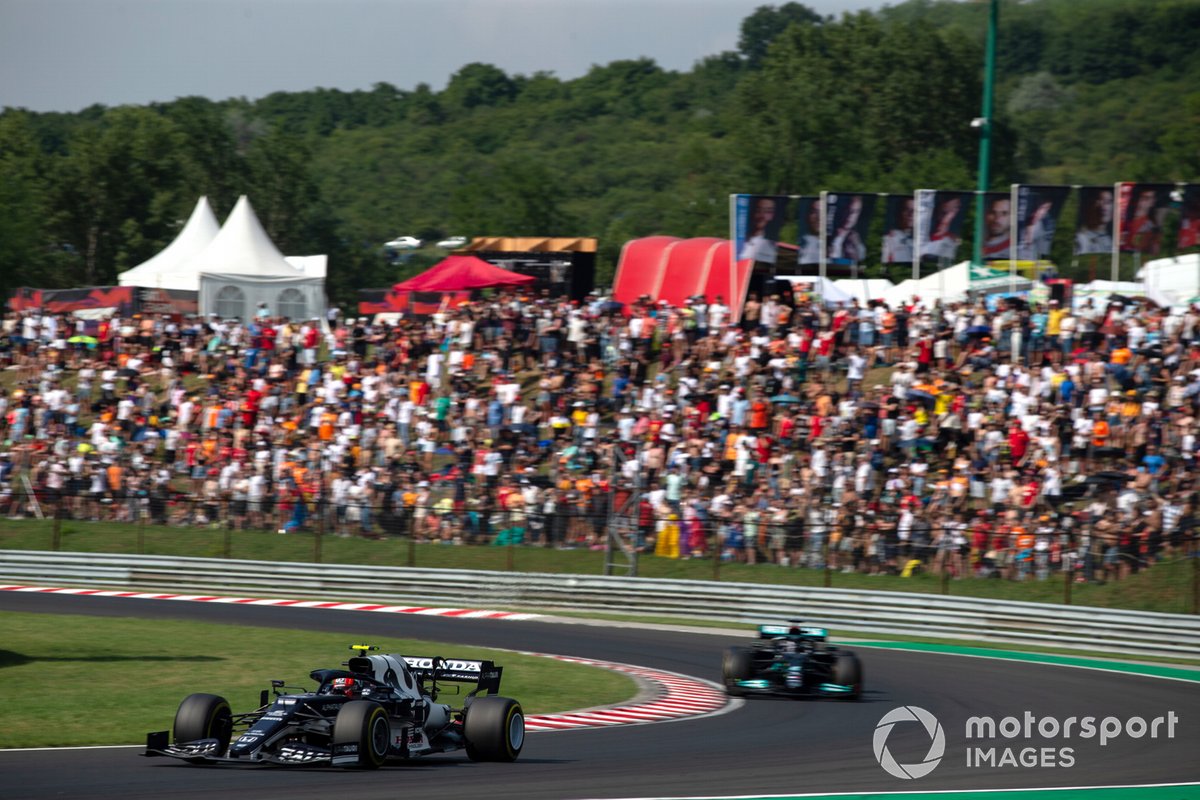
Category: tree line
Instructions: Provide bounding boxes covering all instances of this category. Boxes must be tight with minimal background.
[2,0,1198,307]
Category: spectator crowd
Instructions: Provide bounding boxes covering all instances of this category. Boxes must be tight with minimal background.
[3,282,1200,585]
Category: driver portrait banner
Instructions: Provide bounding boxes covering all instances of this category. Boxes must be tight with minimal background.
[1074,186,1115,256]
[917,190,969,264]
[824,192,876,266]
[1179,184,1200,251]
[881,194,915,265]
[1118,182,1173,255]
[795,195,822,265]
[732,194,789,265]
[980,192,1012,261]
[1014,185,1070,260]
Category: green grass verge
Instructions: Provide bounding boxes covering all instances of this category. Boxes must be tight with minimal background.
[0,611,636,749]
[2,518,1196,615]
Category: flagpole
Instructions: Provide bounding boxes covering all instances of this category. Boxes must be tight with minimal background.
[1009,183,1019,294]
[971,0,998,268]
[913,191,923,283]
[1110,182,1121,283]
[819,191,828,289]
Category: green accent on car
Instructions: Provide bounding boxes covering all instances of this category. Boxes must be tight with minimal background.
[816,683,854,693]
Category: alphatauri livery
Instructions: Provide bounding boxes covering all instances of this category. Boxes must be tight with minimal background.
[145,644,524,768]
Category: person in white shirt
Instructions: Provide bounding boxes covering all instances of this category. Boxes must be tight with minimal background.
[708,298,728,331]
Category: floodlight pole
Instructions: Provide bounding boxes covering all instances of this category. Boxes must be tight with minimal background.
[971,0,999,268]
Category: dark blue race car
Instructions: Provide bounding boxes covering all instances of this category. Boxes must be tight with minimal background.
[145,644,524,768]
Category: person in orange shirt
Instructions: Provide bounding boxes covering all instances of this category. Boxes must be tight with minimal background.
[1014,526,1035,579]
[1091,413,1110,451]
[106,461,123,512]
[724,430,742,463]
[749,397,769,431]
[318,410,336,441]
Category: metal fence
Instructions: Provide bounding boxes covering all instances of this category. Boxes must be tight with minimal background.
[7,490,1198,604]
[2,550,1198,659]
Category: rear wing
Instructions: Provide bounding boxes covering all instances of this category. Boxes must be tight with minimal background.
[402,656,503,694]
[758,624,827,641]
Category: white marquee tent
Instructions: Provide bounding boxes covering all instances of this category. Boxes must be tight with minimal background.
[1137,253,1200,307]
[188,195,326,321]
[776,275,855,306]
[117,196,219,291]
[833,278,895,304]
[881,262,1031,307]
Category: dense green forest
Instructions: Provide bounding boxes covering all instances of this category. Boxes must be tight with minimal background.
[2,0,1199,307]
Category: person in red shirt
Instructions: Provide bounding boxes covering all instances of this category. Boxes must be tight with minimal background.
[242,386,262,428]
[1008,422,1029,466]
[916,335,934,372]
[815,331,836,378]
[259,324,277,354]
[777,410,795,441]
[1020,474,1039,508]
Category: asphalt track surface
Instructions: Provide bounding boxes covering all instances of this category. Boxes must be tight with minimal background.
[2,591,1198,800]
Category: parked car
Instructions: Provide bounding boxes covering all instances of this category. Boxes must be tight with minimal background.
[384,235,422,250]
[436,236,469,249]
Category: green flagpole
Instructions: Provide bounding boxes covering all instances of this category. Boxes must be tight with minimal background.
[972,0,999,268]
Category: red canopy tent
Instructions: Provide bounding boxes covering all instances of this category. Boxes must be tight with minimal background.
[392,255,535,292]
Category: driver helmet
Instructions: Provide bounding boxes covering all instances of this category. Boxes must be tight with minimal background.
[332,676,361,697]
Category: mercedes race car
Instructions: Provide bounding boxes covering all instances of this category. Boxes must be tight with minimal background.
[144,644,524,768]
[721,622,862,700]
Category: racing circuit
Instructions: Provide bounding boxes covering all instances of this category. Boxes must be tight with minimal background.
[1,589,1198,800]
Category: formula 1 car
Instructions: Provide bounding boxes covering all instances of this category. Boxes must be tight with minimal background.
[144,644,524,768]
[721,622,862,700]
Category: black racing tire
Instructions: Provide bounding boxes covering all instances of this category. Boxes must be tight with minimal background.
[722,646,754,697]
[463,696,525,762]
[332,700,391,769]
[832,652,863,700]
[174,693,233,752]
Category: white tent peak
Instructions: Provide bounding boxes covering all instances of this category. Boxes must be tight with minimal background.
[117,196,219,290]
[186,195,304,279]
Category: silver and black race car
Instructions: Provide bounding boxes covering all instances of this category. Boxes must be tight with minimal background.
[721,622,862,700]
[144,644,524,768]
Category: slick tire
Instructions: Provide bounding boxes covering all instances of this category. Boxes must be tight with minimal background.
[832,653,863,700]
[722,647,754,697]
[464,696,525,762]
[332,700,391,769]
[174,693,233,753]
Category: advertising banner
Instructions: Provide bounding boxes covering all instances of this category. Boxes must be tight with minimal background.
[1178,184,1200,251]
[1074,186,1115,256]
[732,194,789,264]
[881,194,915,265]
[1118,182,1173,255]
[980,192,1012,260]
[795,195,822,265]
[824,192,876,266]
[7,286,137,316]
[1014,185,1070,260]
[917,190,970,264]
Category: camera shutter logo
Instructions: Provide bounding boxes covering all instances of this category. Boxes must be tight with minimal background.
[873,705,946,779]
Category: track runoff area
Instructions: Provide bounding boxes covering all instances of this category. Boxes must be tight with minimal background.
[1,585,1197,799]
